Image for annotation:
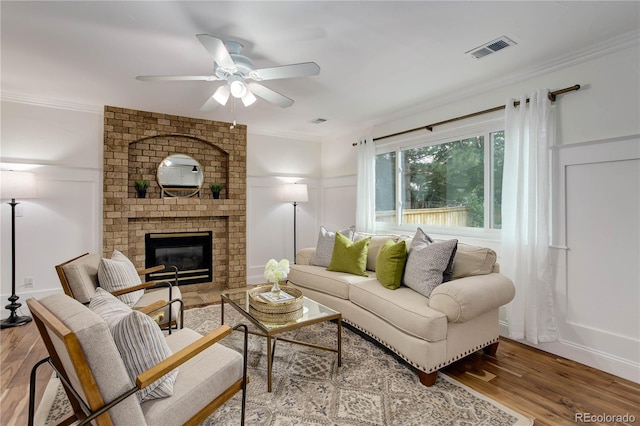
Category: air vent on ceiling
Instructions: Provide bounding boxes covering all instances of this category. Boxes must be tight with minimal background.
[466,36,517,59]
[310,118,327,124]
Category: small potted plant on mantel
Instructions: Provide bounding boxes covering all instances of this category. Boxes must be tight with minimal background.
[135,180,149,198]
[209,182,223,199]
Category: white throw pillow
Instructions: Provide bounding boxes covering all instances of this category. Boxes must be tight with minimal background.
[89,287,132,330]
[111,310,179,402]
[310,225,355,267]
[97,250,144,307]
[403,228,458,298]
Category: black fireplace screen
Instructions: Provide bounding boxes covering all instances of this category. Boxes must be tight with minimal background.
[145,231,213,285]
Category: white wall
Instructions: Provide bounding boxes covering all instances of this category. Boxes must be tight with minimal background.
[318,42,640,382]
[246,132,322,283]
[1,102,103,309]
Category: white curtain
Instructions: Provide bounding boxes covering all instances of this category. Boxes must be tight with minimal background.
[502,89,557,344]
[356,137,376,233]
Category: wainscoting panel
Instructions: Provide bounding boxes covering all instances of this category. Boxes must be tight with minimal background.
[0,166,102,310]
[319,175,357,231]
[246,177,319,284]
[551,135,640,382]
[565,159,639,337]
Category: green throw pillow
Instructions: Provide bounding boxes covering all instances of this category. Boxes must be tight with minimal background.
[376,239,408,289]
[327,232,371,277]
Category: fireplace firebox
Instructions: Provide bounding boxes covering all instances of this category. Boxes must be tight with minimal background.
[145,231,213,285]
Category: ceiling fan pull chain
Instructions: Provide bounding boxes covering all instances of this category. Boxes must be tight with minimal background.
[230,98,237,129]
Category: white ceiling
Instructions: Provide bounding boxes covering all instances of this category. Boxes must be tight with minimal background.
[1,1,639,141]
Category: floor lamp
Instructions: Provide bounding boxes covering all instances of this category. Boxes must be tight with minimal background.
[281,183,308,263]
[1,170,38,329]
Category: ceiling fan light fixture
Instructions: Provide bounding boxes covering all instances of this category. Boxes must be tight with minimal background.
[229,78,247,98]
[212,85,230,105]
[241,90,257,107]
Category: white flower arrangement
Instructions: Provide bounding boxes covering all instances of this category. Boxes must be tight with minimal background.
[264,258,290,284]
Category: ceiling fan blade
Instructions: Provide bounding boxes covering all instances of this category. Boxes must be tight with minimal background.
[196,34,236,71]
[248,83,294,108]
[253,62,320,81]
[136,75,220,81]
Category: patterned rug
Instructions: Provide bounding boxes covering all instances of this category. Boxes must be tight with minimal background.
[36,304,532,425]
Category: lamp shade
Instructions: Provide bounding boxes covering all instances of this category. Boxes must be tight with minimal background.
[0,171,38,200]
[212,85,230,106]
[281,183,308,203]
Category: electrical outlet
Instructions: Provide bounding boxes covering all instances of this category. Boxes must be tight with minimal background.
[24,277,34,289]
[15,205,23,217]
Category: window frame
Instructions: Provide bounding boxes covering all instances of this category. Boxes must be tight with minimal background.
[374,117,504,240]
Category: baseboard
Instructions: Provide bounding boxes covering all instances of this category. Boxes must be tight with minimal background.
[1,288,65,318]
[499,322,639,384]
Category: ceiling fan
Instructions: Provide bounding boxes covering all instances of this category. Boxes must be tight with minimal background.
[136,34,320,109]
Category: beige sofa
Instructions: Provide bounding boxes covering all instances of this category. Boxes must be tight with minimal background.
[287,233,515,386]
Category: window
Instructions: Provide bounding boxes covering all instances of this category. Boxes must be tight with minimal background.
[375,127,504,234]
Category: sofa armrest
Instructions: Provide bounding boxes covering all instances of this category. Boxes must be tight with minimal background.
[296,247,316,265]
[428,273,515,323]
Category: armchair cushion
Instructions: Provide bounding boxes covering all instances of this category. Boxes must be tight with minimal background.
[60,253,101,303]
[142,328,245,425]
[98,250,144,307]
[112,310,179,402]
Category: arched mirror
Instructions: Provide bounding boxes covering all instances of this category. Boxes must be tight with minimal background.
[157,154,204,197]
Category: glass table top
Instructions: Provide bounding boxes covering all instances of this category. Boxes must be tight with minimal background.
[222,288,340,332]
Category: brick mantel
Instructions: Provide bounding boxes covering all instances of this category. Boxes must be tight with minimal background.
[103,106,246,291]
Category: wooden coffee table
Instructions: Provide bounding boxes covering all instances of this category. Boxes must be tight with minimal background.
[221,289,342,392]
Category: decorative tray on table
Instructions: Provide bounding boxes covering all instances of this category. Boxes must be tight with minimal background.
[248,285,304,323]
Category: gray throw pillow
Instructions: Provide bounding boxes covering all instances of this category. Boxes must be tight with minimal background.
[89,287,132,330]
[403,228,458,298]
[112,310,179,403]
[97,250,144,307]
[310,225,355,267]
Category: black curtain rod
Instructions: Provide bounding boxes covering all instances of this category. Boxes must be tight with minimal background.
[354,84,581,145]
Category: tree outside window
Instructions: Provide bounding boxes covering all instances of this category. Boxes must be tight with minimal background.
[375,129,504,231]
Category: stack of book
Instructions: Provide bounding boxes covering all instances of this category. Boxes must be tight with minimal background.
[260,291,295,304]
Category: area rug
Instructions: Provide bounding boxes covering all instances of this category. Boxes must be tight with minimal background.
[36,304,532,425]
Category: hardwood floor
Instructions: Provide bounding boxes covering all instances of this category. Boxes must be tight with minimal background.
[441,338,639,425]
[1,321,52,426]
[2,311,638,425]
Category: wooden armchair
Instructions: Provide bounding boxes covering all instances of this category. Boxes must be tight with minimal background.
[27,294,248,426]
[55,253,183,331]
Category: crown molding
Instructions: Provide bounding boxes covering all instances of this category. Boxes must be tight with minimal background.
[0,93,104,114]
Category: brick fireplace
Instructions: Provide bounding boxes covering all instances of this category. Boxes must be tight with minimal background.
[102,106,246,292]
